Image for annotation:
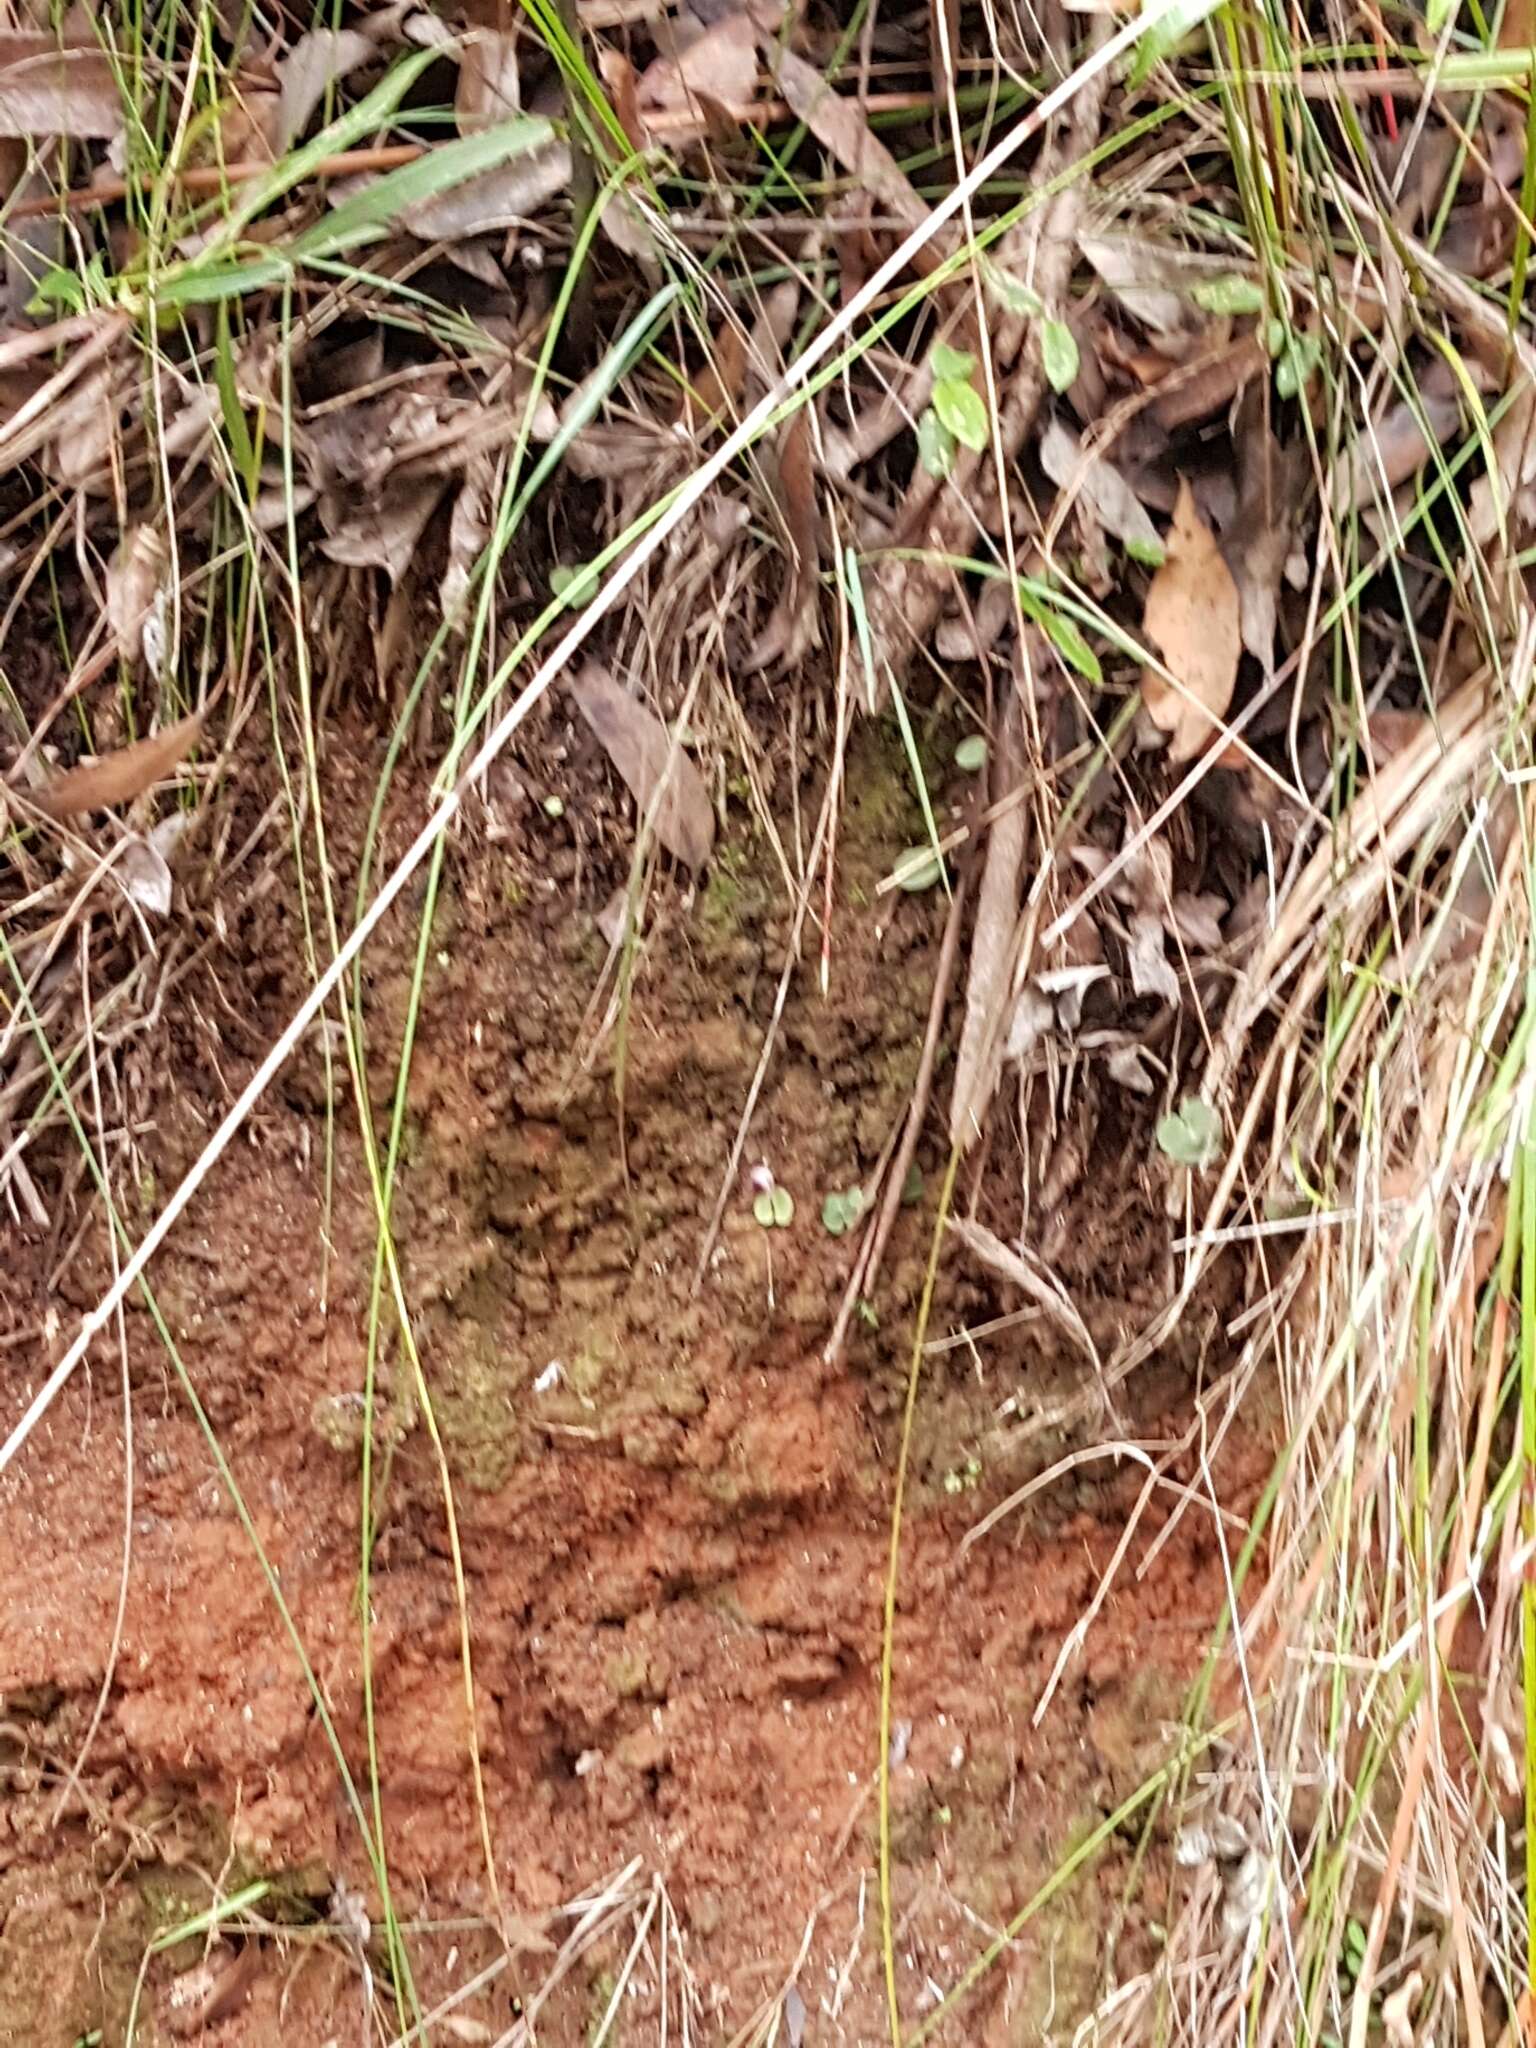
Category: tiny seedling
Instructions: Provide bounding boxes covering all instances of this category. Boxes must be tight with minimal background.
[821,1185,867,1236]
[954,734,988,773]
[919,341,990,476]
[1156,1096,1224,1169]
[942,1454,983,1495]
[753,1185,795,1229]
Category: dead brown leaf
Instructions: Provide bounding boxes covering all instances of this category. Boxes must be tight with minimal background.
[951,693,1024,1150]
[636,13,759,136]
[569,663,716,869]
[456,30,521,134]
[28,711,203,820]
[276,28,376,153]
[1140,478,1242,762]
[0,35,124,139]
[773,49,949,272]
[1221,391,1305,672]
[318,476,446,583]
[1040,416,1162,556]
[1469,373,1536,546]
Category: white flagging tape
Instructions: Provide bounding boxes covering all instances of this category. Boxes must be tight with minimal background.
[1,0,1189,1479]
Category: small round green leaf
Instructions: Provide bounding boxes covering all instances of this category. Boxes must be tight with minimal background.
[1041,319,1079,395]
[983,264,1042,318]
[1156,1096,1224,1169]
[932,377,989,454]
[917,407,956,479]
[753,1190,777,1227]
[894,846,944,892]
[1191,275,1265,317]
[954,734,988,773]
[770,1185,794,1226]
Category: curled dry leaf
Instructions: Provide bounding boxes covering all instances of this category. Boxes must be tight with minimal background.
[1140,479,1242,762]
[441,458,495,627]
[106,526,168,668]
[569,663,715,870]
[28,711,203,820]
[949,1216,1101,1370]
[0,35,124,139]
[744,409,820,674]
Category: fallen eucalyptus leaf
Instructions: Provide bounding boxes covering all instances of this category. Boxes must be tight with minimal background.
[569,663,716,869]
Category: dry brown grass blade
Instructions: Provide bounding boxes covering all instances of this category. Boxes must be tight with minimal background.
[950,691,1025,1150]
[25,711,204,821]
[744,408,821,673]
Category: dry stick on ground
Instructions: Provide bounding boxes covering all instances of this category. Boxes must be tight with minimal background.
[824,872,969,1361]
[861,31,1112,693]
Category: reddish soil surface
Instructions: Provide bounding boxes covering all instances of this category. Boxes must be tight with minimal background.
[0,705,1272,2046]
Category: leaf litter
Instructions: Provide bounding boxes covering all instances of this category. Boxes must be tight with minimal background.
[2,0,1535,2035]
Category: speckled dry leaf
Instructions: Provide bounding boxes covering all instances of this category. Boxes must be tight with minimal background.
[0,35,124,138]
[569,663,715,870]
[31,711,203,820]
[1140,479,1241,762]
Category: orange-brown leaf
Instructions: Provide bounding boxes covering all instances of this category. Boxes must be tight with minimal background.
[31,711,203,820]
[1140,480,1241,764]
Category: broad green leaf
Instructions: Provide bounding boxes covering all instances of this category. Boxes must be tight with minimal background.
[1125,533,1166,567]
[1041,319,1079,393]
[1275,332,1321,400]
[1156,1096,1224,1168]
[983,263,1042,318]
[932,377,989,453]
[917,407,956,479]
[931,341,976,382]
[1191,274,1265,316]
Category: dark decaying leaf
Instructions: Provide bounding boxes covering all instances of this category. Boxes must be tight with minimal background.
[28,711,203,820]
[569,663,716,869]
[0,35,124,139]
[318,477,446,583]
[1220,390,1306,672]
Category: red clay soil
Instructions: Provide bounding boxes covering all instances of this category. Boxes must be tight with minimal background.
[0,708,1271,2046]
